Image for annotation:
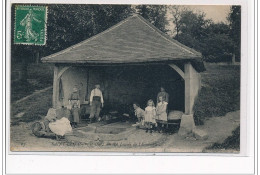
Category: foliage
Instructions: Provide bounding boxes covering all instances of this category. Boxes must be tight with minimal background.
[170,7,238,63]
[206,125,240,150]
[134,5,169,33]
[227,6,241,61]
[178,10,211,39]
[45,4,133,56]
[193,64,240,125]
[11,4,169,81]
[201,23,234,62]
[168,6,186,40]
[11,63,53,102]
[12,4,170,63]
[202,25,234,62]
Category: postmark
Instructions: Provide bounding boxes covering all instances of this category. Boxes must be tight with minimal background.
[14,5,47,45]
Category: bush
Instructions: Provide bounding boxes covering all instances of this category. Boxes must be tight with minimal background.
[202,33,234,63]
[207,125,240,150]
[193,64,240,125]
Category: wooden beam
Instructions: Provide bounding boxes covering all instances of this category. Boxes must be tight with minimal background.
[168,64,185,79]
[184,63,192,114]
[184,62,201,114]
[57,66,71,80]
[52,66,59,108]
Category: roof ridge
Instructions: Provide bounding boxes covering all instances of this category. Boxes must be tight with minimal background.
[136,15,201,56]
[42,15,137,60]
[42,14,202,62]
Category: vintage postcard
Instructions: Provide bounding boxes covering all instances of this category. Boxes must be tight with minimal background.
[9,3,242,153]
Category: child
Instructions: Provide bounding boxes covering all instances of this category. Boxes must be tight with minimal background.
[132,103,145,127]
[144,99,157,133]
[68,87,80,128]
[156,96,168,133]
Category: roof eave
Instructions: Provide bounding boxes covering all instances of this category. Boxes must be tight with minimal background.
[41,56,202,64]
[42,56,205,72]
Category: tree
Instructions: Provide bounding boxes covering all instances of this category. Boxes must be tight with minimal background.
[174,9,234,62]
[168,6,184,40]
[11,4,171,82]
[227,6,241,62]
[11,4,133,81]
[175,9,212,52]
[133,5,169,33]
[44,4,133,55]
[202,22,234,62]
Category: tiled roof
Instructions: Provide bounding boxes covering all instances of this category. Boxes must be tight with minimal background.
[42,14,204,71]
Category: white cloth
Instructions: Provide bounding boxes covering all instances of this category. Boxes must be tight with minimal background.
[144,106,157,123]
[135,107,145,119]
[49,117,72,136]
[90,88,104,103]
[156,102,168,121]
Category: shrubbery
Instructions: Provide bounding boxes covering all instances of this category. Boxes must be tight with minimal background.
[193,64,240,125]
[207,125,240,150]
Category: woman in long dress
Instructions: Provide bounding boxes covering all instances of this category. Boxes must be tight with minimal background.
[68,87,80,128]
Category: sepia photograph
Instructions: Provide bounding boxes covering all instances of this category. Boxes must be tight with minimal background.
[10,4,241,153]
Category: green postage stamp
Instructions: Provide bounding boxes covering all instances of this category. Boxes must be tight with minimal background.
[14,5,47,45]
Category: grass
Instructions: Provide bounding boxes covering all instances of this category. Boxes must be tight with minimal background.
[206,125,240,150]
[11,63,53,102]
[193,63,240,125]
[11,63,54,125]
[11,88,53,125]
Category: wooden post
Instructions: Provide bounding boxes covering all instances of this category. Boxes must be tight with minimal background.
[184,62,201,114]
[184,63,192,114]
[53,65,59,108]
[178,62,200,137]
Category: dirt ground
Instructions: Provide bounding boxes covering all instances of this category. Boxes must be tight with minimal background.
[10,111,240,153]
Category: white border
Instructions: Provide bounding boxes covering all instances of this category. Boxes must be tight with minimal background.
[4,0,256,174]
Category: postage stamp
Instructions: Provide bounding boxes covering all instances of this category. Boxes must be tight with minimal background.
[14,5,47,45]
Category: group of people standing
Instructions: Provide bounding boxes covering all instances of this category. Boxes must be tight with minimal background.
[68,84,104,128]
[68,84,170,134]
[133,87,169,133]
[34,85,169,140]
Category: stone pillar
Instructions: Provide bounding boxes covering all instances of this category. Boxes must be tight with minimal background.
[178,114,195,137]
[52,65,59,109]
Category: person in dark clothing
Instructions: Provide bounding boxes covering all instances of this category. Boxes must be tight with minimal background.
[157,87,169,103]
